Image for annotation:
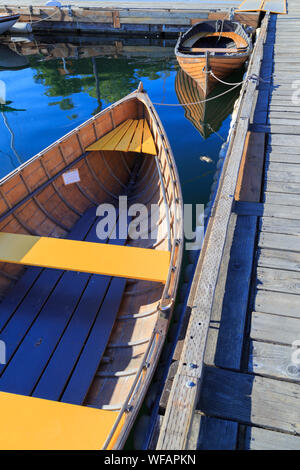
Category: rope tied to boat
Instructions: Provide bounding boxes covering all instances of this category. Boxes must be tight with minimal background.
[153,72,270,107]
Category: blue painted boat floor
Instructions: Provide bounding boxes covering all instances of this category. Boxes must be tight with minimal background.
[0,206,126,406]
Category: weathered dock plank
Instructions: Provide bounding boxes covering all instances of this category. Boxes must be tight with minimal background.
[264,180,300,194]
[269,134,300,147]
[245,427,300,450]
[263,191,300,206]
[250,311,300,346]
[254,289,300,318]
[266,153,300,164]
[235,201,300,219]
[256,266,300,295]
[259,231,300,252]
[266,162,300,174]
[259,216,300,235]
[248,340,300,382]
[199,366,300,435]
[257,248,300,272]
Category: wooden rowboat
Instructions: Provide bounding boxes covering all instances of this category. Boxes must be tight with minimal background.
[175,67,242,139]
[0,83,183,449]
[0,15,20,35]
[175,20,252,96]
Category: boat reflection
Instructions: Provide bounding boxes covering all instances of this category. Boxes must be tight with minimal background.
[0,44,29,70]
[175,67,243,140]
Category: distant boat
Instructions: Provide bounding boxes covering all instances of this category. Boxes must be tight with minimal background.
[175,20,252,96]
[175,67,242,139]
[0,14,20,35]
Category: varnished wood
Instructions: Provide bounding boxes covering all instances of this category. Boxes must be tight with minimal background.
[175,20,252,96]
[0,86,184,450]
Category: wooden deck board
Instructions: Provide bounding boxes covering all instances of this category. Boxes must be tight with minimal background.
[257,247,300,272]
[248,340,300,382]
[264,180,300,194]
[258,231,300,252]
[245,426,300,450]
[199,366,300,435]
[256,266,300,295]
[250,311,300,345]
[259,217,300,236]
[264,191,300,206]
[254,290,300,318]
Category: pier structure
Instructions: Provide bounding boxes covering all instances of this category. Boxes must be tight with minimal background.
[158,0,300,450]
[0,1,260,34]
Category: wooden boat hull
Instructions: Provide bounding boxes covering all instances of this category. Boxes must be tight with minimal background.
[0,15,20,34]
[175,20,252,96]
[0,85,183,449]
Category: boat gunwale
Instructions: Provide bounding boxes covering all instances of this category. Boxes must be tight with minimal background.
[0,14,20,24]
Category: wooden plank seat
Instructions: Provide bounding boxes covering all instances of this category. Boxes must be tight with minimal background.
[180,47,245,54]
[0,207,135,407]
[0,232,170,283]
[0,391,124,450]
[86,118,157,155]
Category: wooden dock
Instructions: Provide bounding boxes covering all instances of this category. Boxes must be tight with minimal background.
[157,0,300,450]
[0,1,260,34]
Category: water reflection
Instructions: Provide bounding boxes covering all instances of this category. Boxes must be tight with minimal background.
[0,34,240,207]
[175,67,243,140]
[0,44,29,70]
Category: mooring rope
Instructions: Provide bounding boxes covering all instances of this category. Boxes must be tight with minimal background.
[28,7,60,24]
[153,72,268,107]
[153,81,243,107]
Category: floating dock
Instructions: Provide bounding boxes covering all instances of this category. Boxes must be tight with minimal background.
[157,0,300,450]
[0,1,260,34]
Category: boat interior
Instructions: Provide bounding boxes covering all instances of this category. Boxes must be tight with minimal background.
[0,91,182,448]
[179,20,251,55]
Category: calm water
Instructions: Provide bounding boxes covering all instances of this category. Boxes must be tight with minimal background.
[0,38,241,207]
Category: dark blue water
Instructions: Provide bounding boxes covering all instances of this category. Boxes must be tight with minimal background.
[0,41,239,206]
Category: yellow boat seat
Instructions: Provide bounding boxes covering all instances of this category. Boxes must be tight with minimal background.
[86,118,157,155]
[0,391,124,450]
[0,232,170,283]
[182,32,248,50]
